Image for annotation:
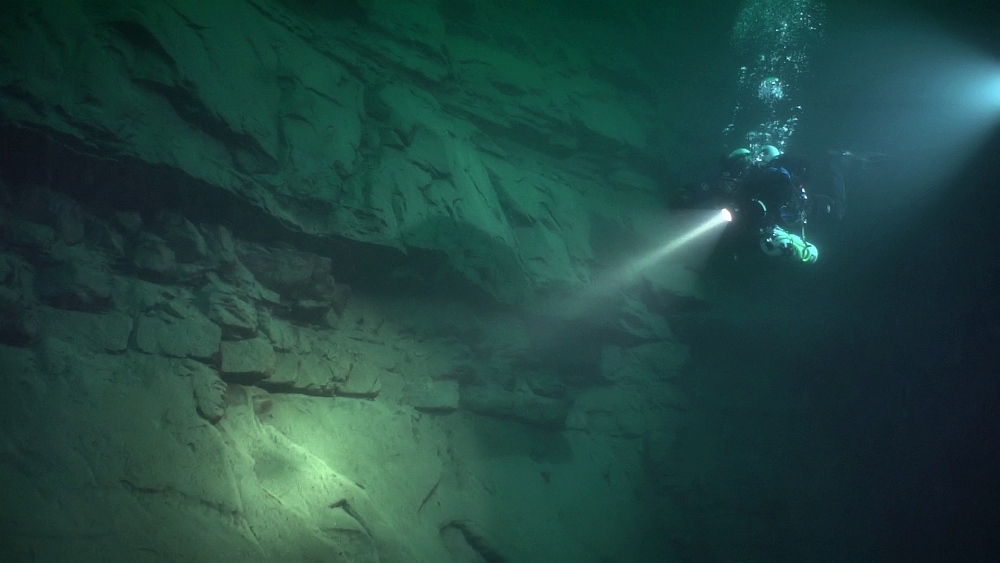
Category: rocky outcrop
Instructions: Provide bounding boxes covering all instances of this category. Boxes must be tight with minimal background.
[219,336,277,380]
[0,188,694,561]
[0,0,719,304]
[133,309,223,360]
[187,359,227,423]
[0,1,724,561]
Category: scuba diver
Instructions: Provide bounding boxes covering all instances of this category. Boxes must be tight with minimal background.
[733,145,818,263]
[678,148,755,209]
[680,144,847,264]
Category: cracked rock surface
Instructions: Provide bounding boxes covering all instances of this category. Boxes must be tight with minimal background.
[0,0,722,302]
[0,193,691,562]
[0,0,731,561]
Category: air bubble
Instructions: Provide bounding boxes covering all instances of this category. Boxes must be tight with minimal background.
[725,0,826,150]
[758,77,784,103]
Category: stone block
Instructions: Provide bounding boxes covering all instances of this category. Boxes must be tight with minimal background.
[133,312,221,360]
[266,352,339,395]
[202,289,258,339]
[337,361,382,398]
[111,277,173,318]
[259,314,299,352]
[236,242,332,297]
[219,337,275,380]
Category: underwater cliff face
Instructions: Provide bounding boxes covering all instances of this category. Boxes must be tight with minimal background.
[0,1,737,562]
[6,0,999,561]
[0,0,731,303]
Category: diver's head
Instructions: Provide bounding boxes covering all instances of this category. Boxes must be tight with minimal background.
[724,148,753,171]
[728,148,752,161]
[759,145,781,164]
[720,148,753,193]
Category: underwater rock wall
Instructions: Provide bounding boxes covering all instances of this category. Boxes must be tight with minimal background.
[0,192,690,561]
[0,0,732,561]
[0,0,716,302]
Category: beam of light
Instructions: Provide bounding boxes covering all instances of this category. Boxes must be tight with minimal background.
[815,18,1000,240]
[535,210,732,322]
[631,209,731,273]
[956,63,1000,118]
[986,71,1000,110]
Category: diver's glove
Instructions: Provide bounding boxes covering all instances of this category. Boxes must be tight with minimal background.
[759,226,818,263]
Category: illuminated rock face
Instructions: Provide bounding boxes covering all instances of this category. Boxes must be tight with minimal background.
[0,0,725,302]
[0,203,693,562]
[0,1,728,562]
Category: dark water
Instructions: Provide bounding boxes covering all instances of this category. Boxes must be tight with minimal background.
[671,0,1000,560]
